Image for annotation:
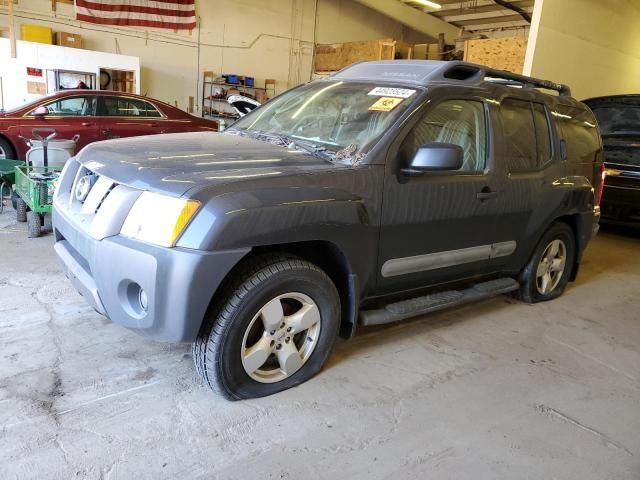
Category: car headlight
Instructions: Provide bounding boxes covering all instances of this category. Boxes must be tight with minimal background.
[120,192,200,247]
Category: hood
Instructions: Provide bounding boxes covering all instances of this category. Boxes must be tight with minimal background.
[75,131,338,196]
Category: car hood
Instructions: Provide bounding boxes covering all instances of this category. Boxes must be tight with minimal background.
[74,132,340,196]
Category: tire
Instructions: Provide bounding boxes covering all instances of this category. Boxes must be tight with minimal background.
[11,190,18,211]
[0,136,16,160]
[193,254,341,400]
[43,213,52,233]
[16,197,28,223]
[516,222,576,303]
[27,211,42,238]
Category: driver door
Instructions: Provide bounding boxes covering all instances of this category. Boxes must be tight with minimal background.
[21,95,101,152]
[377,95,509,294]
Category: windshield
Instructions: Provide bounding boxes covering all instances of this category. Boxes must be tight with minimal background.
[230,81,419,162]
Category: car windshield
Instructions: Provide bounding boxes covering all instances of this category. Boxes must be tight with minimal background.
[229,81,419,162]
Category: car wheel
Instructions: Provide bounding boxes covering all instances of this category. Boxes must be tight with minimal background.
[43,213,53,233]
[27,211,42,238]
[16,197,28,223]
[0,137,15,160]
[517,222,576,303]
[11,190,18,211]
[193,254,340,400]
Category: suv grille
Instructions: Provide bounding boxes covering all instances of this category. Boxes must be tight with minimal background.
[54,158,141,240]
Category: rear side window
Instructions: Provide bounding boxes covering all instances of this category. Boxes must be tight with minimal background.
[400,99,487,172]
[555,106,600,163]
[501,98,537,172]
[102,96,162,118]
[532,103,552,165]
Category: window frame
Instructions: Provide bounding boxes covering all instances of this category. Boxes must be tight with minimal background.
[396,96,490,176]
[97,95,165,119]
[500,96,539,174]
[25,95,98,118]
[531,101,554,168]
[501,97,558,173]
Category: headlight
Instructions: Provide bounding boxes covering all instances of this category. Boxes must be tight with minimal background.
[120,192,200,247]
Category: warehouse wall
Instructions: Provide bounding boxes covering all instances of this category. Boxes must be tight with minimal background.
[316,0,430,45]
[524,0,640,100]
[0,0,431,113]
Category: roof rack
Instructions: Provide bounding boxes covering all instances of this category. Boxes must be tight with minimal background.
[483,66,571,97]
[331,61,572,97]
[444,63,571,97]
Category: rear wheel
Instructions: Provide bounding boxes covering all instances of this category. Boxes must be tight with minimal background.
[193,254,340,400]
[43,213,53,233]
[0,137,15,160]
[517,222,576,303]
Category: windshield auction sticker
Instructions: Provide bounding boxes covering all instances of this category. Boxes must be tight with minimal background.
[369,97,404,112]
[368,87,416,98]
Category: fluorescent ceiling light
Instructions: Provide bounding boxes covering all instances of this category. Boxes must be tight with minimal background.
[411,0,442,9]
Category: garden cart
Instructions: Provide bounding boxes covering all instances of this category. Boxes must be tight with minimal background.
[14,128,62,237]
[0,158,22,214]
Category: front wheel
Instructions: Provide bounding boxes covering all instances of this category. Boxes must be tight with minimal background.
[193,255,340,400]
[16,197,27,223]
[27,211,42,238]
[517,222,576,303]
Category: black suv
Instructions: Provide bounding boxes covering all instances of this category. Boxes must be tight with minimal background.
[52,61,603,399]
[583,95,640,226]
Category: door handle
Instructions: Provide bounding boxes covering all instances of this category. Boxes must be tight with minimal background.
[476,187,499,201]
[81,122,95,127]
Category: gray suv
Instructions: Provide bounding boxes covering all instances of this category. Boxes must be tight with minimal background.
[53,61,603,399]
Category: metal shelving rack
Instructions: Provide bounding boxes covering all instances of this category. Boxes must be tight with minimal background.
[201,76,268,124]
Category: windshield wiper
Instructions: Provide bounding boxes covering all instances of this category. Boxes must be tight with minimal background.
[282,136,336,162]
[243,130,336,162]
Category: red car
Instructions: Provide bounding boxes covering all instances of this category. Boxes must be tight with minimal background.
[0,90,218,160]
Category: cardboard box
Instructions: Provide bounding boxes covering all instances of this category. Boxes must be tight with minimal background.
[56,31,83,49]
[21,24,53,44]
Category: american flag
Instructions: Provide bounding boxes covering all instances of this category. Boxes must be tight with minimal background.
[75,0,196,30]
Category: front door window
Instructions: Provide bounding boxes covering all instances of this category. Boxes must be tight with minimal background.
[400,99,487,172]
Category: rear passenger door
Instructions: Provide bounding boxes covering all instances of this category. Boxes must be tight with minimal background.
[486,97,558,273]
[98,95,164,140]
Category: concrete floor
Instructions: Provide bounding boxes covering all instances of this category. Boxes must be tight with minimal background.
[0,205,639,480]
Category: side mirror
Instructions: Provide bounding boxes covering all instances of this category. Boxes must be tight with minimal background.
[32,106,49,118]
[402,143,463,176]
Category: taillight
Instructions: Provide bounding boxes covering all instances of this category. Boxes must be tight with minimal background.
[595,164,606,206]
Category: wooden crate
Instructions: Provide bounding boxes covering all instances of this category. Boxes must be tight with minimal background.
[413,43,441,60]
[314,38,414,73]
[463,37,528,74]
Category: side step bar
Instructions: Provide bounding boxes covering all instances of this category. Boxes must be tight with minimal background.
[359,278,519,327]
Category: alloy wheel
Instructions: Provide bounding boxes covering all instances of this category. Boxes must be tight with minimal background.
[241,292,321,383]
[535,239,566,295]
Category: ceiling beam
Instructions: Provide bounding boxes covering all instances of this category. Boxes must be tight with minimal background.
[450,13,527,26]
[431,1,534,17]
[353,0,460,44]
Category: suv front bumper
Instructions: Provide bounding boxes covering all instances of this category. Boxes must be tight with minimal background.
[53,207,249,342]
